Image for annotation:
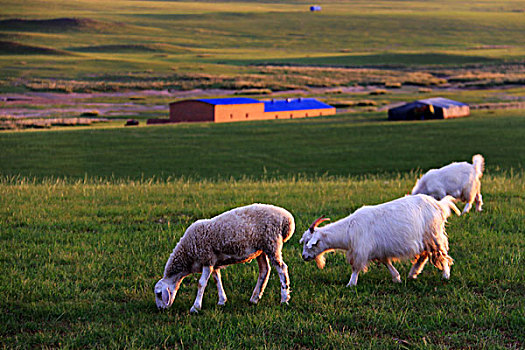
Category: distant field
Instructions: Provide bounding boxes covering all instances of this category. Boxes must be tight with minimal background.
[1,109,524,180]
[0,0,524,92]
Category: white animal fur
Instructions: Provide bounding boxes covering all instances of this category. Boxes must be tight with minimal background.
[411,154,485,215]
[300,195,460,287]
[155,203,295,313]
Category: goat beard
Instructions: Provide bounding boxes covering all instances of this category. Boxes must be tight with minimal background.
[315,250,335,269]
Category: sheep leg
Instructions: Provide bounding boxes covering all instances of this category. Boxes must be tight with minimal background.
[272,260,290,304]
[250,253,271,304]
[190,266,212,314]
[212,269,227,306]
[384,260,401,283]
[408,251,429,279]
[267,240,290,304]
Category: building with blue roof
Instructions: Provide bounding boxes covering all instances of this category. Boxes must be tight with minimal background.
[388,97,470,121]
[148,97,335,124]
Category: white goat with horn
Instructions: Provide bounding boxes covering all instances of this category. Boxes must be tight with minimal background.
[300,194,460,286]
[411,154,485,215]
[154,203,295,313]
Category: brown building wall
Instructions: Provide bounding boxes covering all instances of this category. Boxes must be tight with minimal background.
[169,101,215,122]
[214,103,265,123]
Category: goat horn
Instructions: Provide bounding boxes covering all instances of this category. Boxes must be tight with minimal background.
[309,215,330,232]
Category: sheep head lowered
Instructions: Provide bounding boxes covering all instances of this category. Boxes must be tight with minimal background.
[154,272,186,309]
[299,215,331,269]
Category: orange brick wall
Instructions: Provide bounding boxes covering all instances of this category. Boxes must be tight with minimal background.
[214,103,265,123]
[262,108,336,120]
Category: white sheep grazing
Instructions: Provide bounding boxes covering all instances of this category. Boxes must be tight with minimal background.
[300,194,460,287]
[411,154,485,215]
[154,203,295,314]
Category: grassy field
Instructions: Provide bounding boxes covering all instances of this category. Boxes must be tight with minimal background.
[1,109,524,180]
[1,0,524,347]
[1,0,524,92]
[1,109,524,348]
[1,175,523,348]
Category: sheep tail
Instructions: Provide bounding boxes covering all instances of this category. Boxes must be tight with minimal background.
[472,154,485,178]
[281,216,295,243]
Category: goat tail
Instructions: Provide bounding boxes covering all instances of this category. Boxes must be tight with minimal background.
[440,195,461,216]
[472,154,485,178]
[411,178,423,195]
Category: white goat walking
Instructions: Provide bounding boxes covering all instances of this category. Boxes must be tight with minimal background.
[411,154,485,215]
[155,204,295,313]
[300,195,460,286]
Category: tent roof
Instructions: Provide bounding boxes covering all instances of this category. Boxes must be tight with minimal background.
[418,97,468,108]
[263,98,333,112]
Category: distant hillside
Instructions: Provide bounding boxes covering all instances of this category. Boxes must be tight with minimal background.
[0,17,125,33]
[69,43,191,54]
[0,40,70,55]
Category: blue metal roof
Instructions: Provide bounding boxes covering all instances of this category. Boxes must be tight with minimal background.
[196,97,260,105]
[263,98,333,112]
[419,97,468,108]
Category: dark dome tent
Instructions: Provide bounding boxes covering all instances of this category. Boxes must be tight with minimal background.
[388,97,470,121]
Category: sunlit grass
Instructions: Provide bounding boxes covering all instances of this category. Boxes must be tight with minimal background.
[1,174,523,348]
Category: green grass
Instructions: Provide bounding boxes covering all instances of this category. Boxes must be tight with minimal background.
[1,174,523,348]
[1,109,524,180]
[1,108,524,347]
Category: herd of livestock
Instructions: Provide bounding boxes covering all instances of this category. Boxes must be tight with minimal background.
[155,155,485,313]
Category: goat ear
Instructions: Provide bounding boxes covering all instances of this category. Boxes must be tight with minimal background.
[162,287,171,306]
[299,232,309,244]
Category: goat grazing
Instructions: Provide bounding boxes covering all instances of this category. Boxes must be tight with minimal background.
[154,203,295,313]
[300,195,460,286]
[411,154,485,215]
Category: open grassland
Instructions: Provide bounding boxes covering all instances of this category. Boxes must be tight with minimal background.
[1,174,523,348]
[1,109,524,180]
[0,0,524,92]
[1,108,524,348]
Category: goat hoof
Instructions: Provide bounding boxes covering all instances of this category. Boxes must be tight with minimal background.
[190,306,200,314]
[393,276,402,283]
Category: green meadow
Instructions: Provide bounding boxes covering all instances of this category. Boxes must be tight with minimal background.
[1,109,524,180]
[1,109,524,348]
[1,0,525,348]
